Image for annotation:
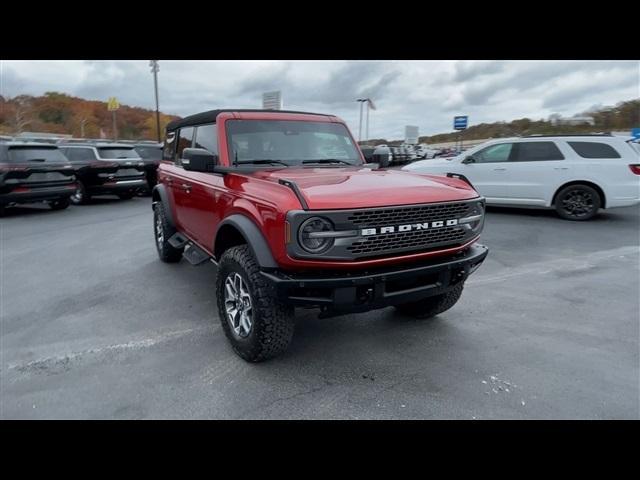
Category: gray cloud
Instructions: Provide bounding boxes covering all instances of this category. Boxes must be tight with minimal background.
[1,60,638,139]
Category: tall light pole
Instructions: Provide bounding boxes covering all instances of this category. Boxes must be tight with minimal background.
[365,98,376,141]
[357,98,367,142]
[149,60,161,142]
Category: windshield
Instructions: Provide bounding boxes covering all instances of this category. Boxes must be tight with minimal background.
[98,147,141,159]
[226,120,362,167]
[8,147,68,163]
[134,146,163,160]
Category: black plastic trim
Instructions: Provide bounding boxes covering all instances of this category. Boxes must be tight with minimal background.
[151,184,175,228]
[278,178,309,210]
[261,244,488,312]
[215,215,278,269]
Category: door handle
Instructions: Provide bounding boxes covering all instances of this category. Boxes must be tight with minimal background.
[493,167,507,171]
[554,167,569,170]
[181,183,192,193]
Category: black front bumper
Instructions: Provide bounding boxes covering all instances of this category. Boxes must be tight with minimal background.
[261,243,488,314]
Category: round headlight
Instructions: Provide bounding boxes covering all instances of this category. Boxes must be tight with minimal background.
[298,217,334,254]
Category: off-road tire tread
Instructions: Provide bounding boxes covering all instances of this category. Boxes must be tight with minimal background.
[154,202,183,263]
[395,282,464,319]
[216,245,294,362]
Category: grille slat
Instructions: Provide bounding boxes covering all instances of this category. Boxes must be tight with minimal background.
[347,226,466,255]
[347,202,470,227]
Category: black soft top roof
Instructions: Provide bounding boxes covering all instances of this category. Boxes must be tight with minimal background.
[166,109,332,132]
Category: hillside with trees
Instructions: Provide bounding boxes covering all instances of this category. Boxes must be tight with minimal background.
[360,99,639,146]
[0,92,179,140]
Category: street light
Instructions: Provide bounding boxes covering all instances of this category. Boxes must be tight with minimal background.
[149,60,161,142]
[357,98,375,143]
[357,98,367,142]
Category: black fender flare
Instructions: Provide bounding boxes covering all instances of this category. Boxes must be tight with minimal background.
[151,184,175,228]
[215,215,278,269]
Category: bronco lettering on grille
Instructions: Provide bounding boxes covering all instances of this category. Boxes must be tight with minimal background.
[361,218,459,236]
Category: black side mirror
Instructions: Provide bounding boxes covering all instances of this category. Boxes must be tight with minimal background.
[462,155,476,164]
[182,148,218,172]
[372,146,392,168]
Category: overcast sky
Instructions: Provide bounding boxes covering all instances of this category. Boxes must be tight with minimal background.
[1,60,638,139]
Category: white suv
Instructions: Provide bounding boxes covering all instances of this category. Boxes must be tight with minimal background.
[403,135,640,220]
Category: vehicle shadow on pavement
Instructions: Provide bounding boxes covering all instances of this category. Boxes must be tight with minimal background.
[486,206,628,222]
[0,205,60,218]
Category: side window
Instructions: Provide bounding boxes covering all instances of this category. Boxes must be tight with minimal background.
[568,142,621,159]
[175,127,194,166]
[193,124,218,156]
[163,131,176,161]
[473,143,513,163]
[513,142,565,161]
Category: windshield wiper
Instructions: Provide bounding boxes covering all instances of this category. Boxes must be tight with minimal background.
[302,159,353,165]
[237,159,290,166]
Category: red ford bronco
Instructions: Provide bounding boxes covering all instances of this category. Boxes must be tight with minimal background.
[152,109,488,361]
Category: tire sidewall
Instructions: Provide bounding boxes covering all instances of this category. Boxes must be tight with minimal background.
[70,181,86,205]
[216,257,265,357]
[216,246,294,362]
[555,184,601,221]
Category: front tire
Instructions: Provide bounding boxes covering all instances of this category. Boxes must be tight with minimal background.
[394,282,464,319]
[216,245,294,362]
[555,184,601,221]
[153,202,183,263]
[49,198,70,210]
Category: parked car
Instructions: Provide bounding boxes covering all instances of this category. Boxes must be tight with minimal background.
[360,145,392,167]
[58,142,147,204]
[152,108,488,361]
[403,134,640,220]
[132,141,163,191]
[0,141,76,215]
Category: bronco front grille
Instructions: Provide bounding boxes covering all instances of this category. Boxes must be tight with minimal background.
[347,226,467,255]
[286,198,483,261]
[347,202,471,227]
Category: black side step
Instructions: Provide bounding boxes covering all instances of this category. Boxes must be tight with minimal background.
[168,232,189,249]
[182,243,210,266]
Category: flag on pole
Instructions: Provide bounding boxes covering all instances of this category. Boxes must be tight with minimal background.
[367,99,376,110]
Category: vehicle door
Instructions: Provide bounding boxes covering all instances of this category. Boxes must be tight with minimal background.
[166,126,196,236]
[458,142,515,202]
[506,141,568,206]
[179,123,225,248]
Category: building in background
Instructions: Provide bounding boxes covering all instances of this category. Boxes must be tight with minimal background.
[405,125,419,144]
[262,91,283,110]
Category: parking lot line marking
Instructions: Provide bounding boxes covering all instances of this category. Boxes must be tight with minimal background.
[5,325,214,375]
[468,245,639,286]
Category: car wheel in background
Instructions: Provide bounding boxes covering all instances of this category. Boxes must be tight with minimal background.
[70,181,90,205]
[216,245,295,362]
[554,184,601,221]
[49,198,70,210]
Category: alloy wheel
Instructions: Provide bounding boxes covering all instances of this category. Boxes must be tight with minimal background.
[224,273,253,338]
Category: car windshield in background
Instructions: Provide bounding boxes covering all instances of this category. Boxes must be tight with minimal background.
[8,147,68,163]
[226,120,362,167]
[135,146,163,160]
[98,148,141,159]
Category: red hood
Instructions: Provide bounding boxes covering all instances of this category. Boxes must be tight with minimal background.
[245,166,479,210]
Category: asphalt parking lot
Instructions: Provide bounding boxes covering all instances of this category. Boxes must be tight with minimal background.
[1,198,638,419]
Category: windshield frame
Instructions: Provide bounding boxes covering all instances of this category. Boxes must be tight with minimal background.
[224,119,364,169]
